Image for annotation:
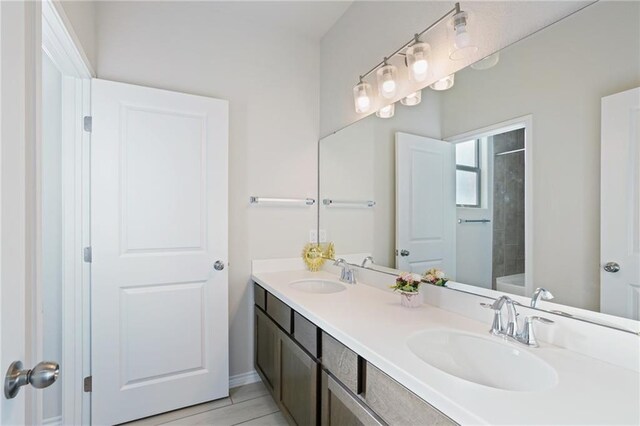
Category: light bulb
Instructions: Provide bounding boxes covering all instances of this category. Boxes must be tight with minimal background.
[382,79,396,94]
[455,26,470,49]
[449,11,478,60]
[429,74,455,91]
[376,103,395,119]
[400,90,422,106]
[357,95,370,111]
[376,64,398,99]
[406,41,431,82]
[352,81,373,114]
[412,59,428,75]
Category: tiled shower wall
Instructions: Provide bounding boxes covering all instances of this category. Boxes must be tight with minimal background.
[491,129,525,287]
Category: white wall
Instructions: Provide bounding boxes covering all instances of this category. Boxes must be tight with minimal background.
[94,1,319,378]
[41,51,63,421]
[59,0,97,71]
[441,1,640,310]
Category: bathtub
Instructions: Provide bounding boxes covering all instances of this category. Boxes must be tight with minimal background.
[496,273,525,296]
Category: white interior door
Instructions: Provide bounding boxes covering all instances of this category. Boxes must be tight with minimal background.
[396,132,456,276]
[600,87,640,320]
[91,79,229,425]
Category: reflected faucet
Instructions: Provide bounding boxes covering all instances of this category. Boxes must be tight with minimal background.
[361,256,374,268]
[531,287,554,308]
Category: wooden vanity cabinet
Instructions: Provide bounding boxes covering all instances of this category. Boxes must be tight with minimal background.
[255,306,280,395]
[254,283,457,426]
[254,285,319,425]
[279,329,319,425]
[321,371,383,426]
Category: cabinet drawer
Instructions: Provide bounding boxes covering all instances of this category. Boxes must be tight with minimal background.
[294,312,319,357]
[266,292,292,333]
[254,283,266,310]
[363,363,457,426]
[321,333,359,394]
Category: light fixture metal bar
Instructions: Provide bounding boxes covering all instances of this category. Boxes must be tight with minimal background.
[358,3,461,82]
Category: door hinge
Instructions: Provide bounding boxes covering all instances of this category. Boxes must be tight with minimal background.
[83,116,92,132]
[83,376,92,392]
[83,246,92,263]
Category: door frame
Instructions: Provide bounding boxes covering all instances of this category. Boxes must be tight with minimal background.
[445,115,534,295]
[0,1,35,424]
[39,1,93,424]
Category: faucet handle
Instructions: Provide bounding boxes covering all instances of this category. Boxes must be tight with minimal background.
[528,316,554,325]
[518,315,554,347]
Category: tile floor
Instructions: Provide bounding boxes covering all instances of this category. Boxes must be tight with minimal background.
[122,380,287,426]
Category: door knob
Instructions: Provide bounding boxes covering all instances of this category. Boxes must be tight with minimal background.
[213,260,225,271]
[399,249,410,257]
[4,360,59,399]
[603,262,620,273]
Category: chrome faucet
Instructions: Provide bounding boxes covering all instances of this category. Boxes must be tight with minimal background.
[482,295,519,337]
[361,256,374,268]
[334,258,356,284]
[481,295,554,347]
[531,287,554,308]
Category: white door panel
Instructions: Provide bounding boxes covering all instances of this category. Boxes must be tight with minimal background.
[396,132,456,276]
[91,79,229,425]
[601,87,640,320]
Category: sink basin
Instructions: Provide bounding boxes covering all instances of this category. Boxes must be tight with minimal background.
[289,279,346,294]
[406,329,558,391]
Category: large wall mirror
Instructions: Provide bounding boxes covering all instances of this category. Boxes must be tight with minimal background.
[318,1,640,324]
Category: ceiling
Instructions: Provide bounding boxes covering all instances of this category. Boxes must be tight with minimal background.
[209,1,354,40]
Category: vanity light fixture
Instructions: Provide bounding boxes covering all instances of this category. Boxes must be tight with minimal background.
[406,39,431,82]
[376,103,395,118]
[377,61,398,99]
[400,90,422,106]
[430,74,455,90]
[351,3,477,115]
[450,8,478,60]
[353,79,373,113]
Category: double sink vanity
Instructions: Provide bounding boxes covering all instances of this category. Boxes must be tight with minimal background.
[252,261,640,425]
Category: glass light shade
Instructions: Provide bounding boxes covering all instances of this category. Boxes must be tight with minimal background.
[376,103,395,119]
[352,81,373,113]
[429,74,455,91]
[406,42,431,82]
[376,64,398,99]
[400,90,422,106]
[471,52,500,70]
[449,11,478,60]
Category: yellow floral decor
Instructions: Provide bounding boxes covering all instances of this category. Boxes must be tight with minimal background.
[302,242,335,272]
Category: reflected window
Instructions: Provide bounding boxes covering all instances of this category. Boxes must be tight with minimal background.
[456,140,480,207]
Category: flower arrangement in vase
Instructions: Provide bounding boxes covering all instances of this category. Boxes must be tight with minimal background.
[390,272,422,308]
[423,268,448,287]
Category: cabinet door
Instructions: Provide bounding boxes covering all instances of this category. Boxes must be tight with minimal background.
[255,307,280,395]
[279,331,319,425]
[321,371,384,426]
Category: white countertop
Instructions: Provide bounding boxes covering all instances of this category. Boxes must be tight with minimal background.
[252,269,640,426]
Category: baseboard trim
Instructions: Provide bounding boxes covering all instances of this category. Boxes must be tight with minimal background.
[229,370,261,388]
[43,415,62,426]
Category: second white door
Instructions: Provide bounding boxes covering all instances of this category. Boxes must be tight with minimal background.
[396,132,456,276]
[600,87,640,320]
[91,79,229,425]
